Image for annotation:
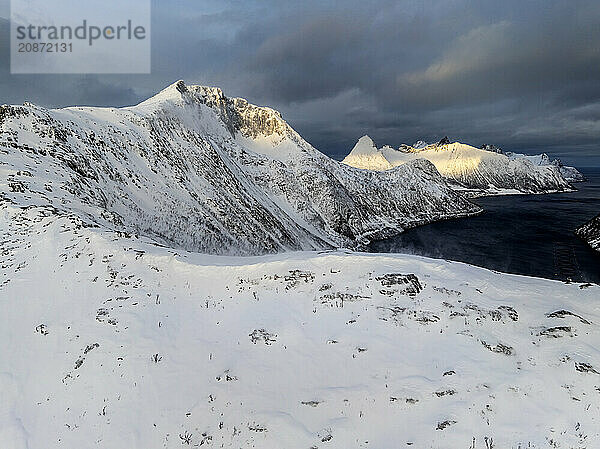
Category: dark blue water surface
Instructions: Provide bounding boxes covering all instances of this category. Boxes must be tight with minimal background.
[370,168,600,283]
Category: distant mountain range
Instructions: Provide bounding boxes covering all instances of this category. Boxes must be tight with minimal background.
[343,135,584,196]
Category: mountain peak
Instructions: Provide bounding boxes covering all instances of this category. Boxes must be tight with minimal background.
[133,80,189,110]
[130,81,290,142]
[174,79,188,94]
[134,81,232,111]
[341,135,394,170]
[349,135,378,155]
[358,134,375,145]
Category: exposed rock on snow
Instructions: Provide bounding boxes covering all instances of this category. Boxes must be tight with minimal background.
[576,213,600,251]
[412,140,429,149]
[480,143,503,154]
[343,136,577,195]
[0,81,481,255]
[1,203,599,448]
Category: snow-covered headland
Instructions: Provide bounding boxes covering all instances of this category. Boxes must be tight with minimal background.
[504,151,586,183]
[343,136,584,196]
[1,82,599,449]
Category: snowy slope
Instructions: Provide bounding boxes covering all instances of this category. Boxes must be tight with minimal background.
[1,202,599,449]
[342,135,392,170]
[506,151,586,182]
[343,137,574,195]
[576,213,600,251]
[0,81,480,255]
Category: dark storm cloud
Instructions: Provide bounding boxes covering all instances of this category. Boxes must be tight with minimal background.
[0,0,599,164]
[246,14,368,102]
[0,18,141,107]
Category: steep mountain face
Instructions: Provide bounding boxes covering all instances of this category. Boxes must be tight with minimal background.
[576,214,600,251]
[556,163,587,182]
[504,151,586,182]
[478,144,585,182]
[0,81,480,255]
[343,136,574,196]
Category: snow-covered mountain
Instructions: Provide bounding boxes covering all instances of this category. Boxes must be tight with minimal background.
[504,151,586,182]
[2,82,599,449]
[343,136,575,196]
[1,203,599,448]
[480,143,585,182]
[0,81,481,255]
[576,213,600,251]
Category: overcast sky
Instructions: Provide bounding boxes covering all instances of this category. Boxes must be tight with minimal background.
[1,0,599,165]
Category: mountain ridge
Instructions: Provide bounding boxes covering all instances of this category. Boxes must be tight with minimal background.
[343,135,579,195]
[1,81,481,255]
